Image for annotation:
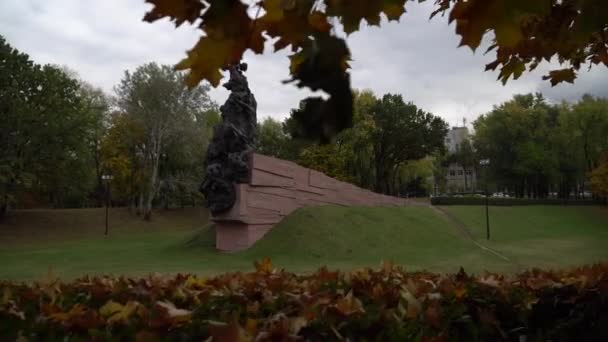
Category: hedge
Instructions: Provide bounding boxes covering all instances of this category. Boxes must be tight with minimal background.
[430,196,600,206]
[1,260,607,341]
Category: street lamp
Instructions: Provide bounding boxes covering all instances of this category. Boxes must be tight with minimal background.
[479,159,491,240]
[101,174,114,235]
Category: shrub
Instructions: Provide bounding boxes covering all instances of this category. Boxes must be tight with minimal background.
[430,196,600,206]
[1,260,607,341]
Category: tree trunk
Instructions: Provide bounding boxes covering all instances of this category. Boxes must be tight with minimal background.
[143,136,162,221]
[463,166,468,191]
[0,200,7,221]
[136,192,144,216]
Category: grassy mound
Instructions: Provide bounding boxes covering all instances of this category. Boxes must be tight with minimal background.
[1,205,607,281]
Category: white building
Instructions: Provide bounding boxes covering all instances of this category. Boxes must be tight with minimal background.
[445,127,477,193]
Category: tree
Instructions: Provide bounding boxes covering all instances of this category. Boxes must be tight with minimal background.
[256,117,291,159]
[368,94,448,194]
[590,154,608,203]
[472,93,608,199]
[143,0,608,139]
[114,63,216,219]
[1,36,103,217]
[297,144,352,182]
[474,94,560,198]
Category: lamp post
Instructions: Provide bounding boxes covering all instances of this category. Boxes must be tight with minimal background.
[101,174,113,235]
[479,159,491,240]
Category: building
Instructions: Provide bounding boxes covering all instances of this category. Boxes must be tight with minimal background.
[445,126,477,193]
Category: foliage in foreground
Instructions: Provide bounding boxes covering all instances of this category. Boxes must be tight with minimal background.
[1,261,607,341]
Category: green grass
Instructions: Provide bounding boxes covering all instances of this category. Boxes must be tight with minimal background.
[1,205,607,281]
[440,205,608,270]
[0,206,509,281]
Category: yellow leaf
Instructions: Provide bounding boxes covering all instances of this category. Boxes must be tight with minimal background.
[176,37,236,87]
[100,300,141,324]
[254,257,274,274]
[245,318,258,336]
[453,287,467,299]
[185,275,207,289]
[1,286,11,305]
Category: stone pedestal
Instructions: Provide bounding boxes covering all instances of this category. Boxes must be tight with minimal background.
[212,154,406,252]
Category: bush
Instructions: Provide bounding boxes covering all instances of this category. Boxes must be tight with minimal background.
[430,196,600,206]
[1,260,607,341]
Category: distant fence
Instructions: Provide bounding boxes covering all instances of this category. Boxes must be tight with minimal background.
[430,196,601,206]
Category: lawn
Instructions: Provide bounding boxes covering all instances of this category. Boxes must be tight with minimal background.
[0,205,607,281]
[440,205,608,270]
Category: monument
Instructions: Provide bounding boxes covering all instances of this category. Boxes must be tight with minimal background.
[201,64,406,252]
[200,63,257,215]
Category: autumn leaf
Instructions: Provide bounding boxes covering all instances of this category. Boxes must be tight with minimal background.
[100,300,142,324]
[543,68,577,86]
[185,275,207,289]
[334,290,365,315]
[156,301,192,324]
[143,0,204,27]
[254,257,274,274]
[453,287,467,299]
[326,0,406,33]
[400,287,421,318]
[176,37,234,87]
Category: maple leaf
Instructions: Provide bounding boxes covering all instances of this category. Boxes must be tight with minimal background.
[100,300,142,324]
[143,0,204,27]
[334,290,365,315]
[326,0,406,33]
[258,0,320,51]
[185,275,207,289]
[543,68,577,86]
[176,37,235,87]
[254,257,274,274]
[174,0,263,87]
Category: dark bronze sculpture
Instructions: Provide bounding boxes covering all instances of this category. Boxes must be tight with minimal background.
[200,63,257,215]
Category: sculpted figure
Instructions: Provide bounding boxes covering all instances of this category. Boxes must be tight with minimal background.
[200,63,257,215]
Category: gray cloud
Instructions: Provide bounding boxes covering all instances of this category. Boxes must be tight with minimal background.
[1,0,607,124]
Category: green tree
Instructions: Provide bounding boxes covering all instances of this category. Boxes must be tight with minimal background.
[590,154,608,203]
[114,63,216,219]
[368,94,448,194]
[1,36,102,216]
[297,144,352,182]
[256,117,291,159]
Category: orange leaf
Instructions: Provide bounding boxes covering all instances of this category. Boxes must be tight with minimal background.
[334,290,365,315]
[254,257,274,274]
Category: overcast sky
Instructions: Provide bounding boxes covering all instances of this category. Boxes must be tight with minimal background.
[2,0,607,126]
